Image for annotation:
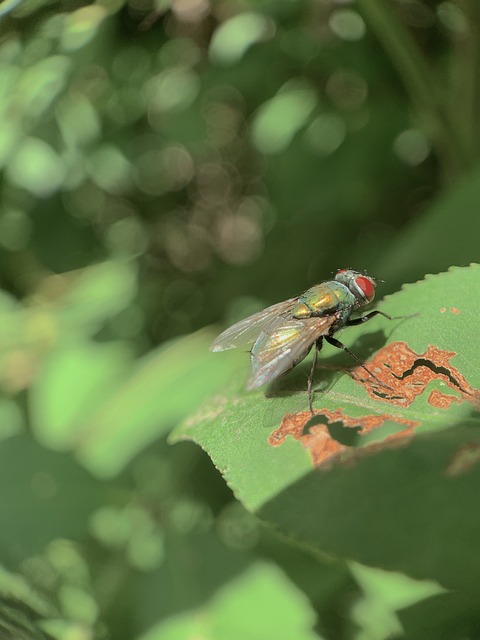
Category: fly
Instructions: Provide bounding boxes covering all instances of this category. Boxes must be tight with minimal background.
[210,269,409,413]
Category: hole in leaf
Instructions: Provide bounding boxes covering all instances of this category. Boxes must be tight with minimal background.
[327,421,361,446]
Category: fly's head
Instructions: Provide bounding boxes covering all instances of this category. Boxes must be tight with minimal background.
[335,269,377,309]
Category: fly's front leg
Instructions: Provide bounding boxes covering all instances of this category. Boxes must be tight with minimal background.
[346,310,393,326]
[346,310,416,326]
[308,337,323,414]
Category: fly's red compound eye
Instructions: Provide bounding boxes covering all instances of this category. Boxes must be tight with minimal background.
[336,268,348,275]
[355,276,375,302]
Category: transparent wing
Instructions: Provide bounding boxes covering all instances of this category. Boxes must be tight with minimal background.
[210,298,297,352]
[247,315,337,389]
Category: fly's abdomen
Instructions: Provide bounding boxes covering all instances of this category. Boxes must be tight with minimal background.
[292,282,354,318]
[248,322,308,388]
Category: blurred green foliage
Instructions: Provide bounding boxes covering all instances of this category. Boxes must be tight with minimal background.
[1,0,480,638]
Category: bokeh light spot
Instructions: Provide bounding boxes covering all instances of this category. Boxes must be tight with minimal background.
[172,0,209,23]
[146,67,200,114]
[61,6,108,52]
[158,37,201,68]
[329,9,366,41]
[393,129,430,166]
[326,68,368,110]
[87,145,132,194]
[252,80,317,154]
[209,12,274,65]
[106,217,149,256]
[7,137,64,197]
[56,95,101,147]
[18,55,71,121]
[134,145,194,195]
[305,113,346,156]
[437,2,468,34]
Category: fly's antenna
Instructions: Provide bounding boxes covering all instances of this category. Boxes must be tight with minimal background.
[363,269,385,284]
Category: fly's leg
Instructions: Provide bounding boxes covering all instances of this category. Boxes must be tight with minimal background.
[346,310,417,326]
[308,337,323,415]
[307,349,318,415]
[325,335,393,391]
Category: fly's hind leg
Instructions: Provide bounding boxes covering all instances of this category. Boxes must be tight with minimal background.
[308,337,323,414]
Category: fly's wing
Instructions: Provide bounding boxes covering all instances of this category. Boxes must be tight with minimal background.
[210,298,297,352]
[247,315,337,390]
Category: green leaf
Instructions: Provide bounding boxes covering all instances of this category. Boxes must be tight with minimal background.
[0,262,136,393]
[75,330,242,477]
[173,265,480,590]
[348,562,444,639]
[30,341,131,449]
[137,562,321,640]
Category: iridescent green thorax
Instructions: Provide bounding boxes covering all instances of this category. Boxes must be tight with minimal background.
[292,282,356,326]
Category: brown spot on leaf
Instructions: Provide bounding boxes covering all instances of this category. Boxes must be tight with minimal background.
[450,307,460,315]
[428,389,460,409]
[445,442,480,477]
[269,342,480,467]
[269,408,418,467]
[351,341,480,410]
[439,307,446,313]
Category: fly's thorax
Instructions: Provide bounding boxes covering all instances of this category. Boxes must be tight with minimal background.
[291,302,310,319]
[292,282,356,319]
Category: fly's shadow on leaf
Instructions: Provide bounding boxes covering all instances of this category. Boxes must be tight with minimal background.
[265,361,338,399]
[326,329,391,365]
[265,329,390,399]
